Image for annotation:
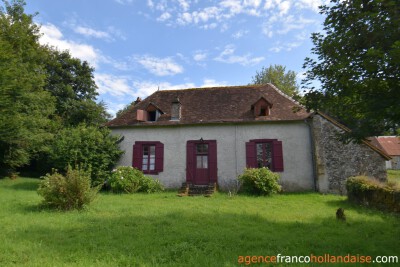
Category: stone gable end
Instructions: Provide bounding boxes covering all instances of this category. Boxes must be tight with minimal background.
[312,114,387,194]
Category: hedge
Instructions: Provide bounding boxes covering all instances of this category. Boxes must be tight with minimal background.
[346,176,400,213]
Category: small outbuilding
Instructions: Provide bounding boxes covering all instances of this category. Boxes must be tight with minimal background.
[369,136,400,169]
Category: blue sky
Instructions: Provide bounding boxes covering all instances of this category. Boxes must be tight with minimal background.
[24,0,328,116]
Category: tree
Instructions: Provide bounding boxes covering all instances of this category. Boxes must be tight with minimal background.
[48,124,123,185]
[303,0,400,140]
[116,101,136,118]
[43,49,110,126]
[0,0,55,174]
[250,64,300,97]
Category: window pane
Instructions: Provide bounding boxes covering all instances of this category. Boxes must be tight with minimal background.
[143,146,149,156]
[142,164,148,171]
[265,143,272,167]
[196,144,208,154]
[202,155,208,169]
[150,157,155,165]
[142,158,148,164]
[150,145,155,155]
[256,143,263,167]
[256,142,273,168]
[150,164,155,170]
[197,155,202,168]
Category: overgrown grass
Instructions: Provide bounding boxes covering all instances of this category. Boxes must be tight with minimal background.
[0,178,399,266]
[388,169,400,186]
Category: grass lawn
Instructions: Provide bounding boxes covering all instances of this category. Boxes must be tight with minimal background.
[388,169,400,186]
[0,178,399,266]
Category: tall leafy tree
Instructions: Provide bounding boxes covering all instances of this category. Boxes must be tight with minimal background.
[43,49,110,126]
[0,0,55,173]
[251,64,300,97]
[303,0,400,139]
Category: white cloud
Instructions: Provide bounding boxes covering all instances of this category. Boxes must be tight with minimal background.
[39,23,100,67]
[177,0,190,11]
[201,79,228,87]
[220,0,243,15]
[214,45,264,66]
[74,26,110,39]
[295,0,329,13]
[277,15,315,35]
[147,0,154,8]
[244,0,262,8]
[134,55,184,76]
[133,81,195,98]
[262,13,316,38]
[232,29,248,39]
[193,52,207,61]
[114,0,134,5]
[149,0,324,31]
[95,73,134,97]
[157,12,171,21]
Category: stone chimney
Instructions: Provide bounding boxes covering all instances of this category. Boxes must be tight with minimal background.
[171,96,181,121]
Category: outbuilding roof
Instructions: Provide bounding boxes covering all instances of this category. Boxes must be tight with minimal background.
[369,136,400,156]
[106,84,310,127]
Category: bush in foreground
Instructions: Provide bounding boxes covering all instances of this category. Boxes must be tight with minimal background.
[108,166,164,193]
[48,124,124,186]
[38,166,99,210]
[238,167,281,196]
[346,176,400,213]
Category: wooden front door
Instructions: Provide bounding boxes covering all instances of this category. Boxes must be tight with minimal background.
[186,140,217,185]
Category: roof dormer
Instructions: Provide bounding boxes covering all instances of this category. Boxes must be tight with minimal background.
[252,97,273,117]
[137,102,164,122]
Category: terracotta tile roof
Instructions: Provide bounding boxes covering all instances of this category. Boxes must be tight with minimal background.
[369,136,400,156]
[106,84,311,127]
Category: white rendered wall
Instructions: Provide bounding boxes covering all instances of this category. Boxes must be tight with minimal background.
[111,122,314,191]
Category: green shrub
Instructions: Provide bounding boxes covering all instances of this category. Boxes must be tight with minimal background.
[346,176,400,213]
[238,167,281,196]
[108,166,164,193]
[48,124,124,185]
[37,166,99,210]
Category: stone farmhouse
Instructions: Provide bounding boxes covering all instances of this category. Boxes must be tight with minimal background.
[106,84,390,194]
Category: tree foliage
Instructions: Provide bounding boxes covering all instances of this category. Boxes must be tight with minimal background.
[116,101,136,118]
[303,0,400,140]
[43,49,110,126]
[251,64,300,97]
[0,0,116,175]
[0,0,55,173]
[48,124,123,185]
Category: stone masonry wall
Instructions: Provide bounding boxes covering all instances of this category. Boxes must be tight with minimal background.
[312,114,387,194]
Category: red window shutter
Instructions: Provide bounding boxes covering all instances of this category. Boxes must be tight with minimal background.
[186,141,195,183]
[208,140,218,183]
[155,142,164,173]
[246,141,257,168]
[272,140,284,172]
[132,143,142,170]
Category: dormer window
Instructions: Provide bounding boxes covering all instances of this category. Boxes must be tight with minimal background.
[252,97,273,118]
[148,110,159,121]
[136,103,163,122]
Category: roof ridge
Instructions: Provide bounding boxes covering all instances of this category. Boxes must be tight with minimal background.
[267,83,304,107]
[152,84,268,93]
